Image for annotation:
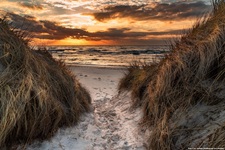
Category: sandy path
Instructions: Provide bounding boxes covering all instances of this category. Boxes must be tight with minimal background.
[25,66,148,150]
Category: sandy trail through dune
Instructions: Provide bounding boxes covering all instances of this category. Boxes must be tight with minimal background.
[25,66,148,150]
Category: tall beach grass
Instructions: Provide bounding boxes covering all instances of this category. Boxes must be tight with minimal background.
[0,18,91,148]
[119,0,225,149]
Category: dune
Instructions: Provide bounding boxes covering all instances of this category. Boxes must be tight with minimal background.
[0,17,91,148]
[119,0,225,149]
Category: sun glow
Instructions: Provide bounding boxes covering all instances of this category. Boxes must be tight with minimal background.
[32,37,116,46]
[50,38,90,45]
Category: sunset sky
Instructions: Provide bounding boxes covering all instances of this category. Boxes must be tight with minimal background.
[0,0,211,45]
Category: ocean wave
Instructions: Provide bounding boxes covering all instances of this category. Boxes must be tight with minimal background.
[47,45,169,66]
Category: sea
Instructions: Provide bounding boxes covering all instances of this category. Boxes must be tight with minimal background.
[45,45,170,67]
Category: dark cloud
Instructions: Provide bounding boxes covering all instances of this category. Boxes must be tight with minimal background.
[7,13,186,44]
[18,2,43,10]
[39,20,89,39]
[147,29,188,36]
[93,1,211,21]
[8,13,88,40]
[87,28,186,41]
[88,28,150,41]
[8,13,45,33]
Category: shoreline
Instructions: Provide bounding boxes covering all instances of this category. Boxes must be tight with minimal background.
[68,64,128,70]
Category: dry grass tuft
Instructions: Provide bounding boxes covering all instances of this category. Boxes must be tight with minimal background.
[0,18,91,148]
[118,61,159,108]
[119,0,225,149]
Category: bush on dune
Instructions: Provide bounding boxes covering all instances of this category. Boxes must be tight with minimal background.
[0,18,91,148]
[119,0,225,149]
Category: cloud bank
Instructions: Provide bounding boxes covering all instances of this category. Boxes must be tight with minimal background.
[93,1,210,21]
[8,12,186,43]
[1,0,211,45]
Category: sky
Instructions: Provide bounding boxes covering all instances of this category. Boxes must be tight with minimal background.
[0,0,211,45]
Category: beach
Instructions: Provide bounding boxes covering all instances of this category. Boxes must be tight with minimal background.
[24,65,149,150]
[1,0,224,149]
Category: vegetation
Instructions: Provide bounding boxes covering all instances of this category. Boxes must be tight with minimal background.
[119,0,225,149]
[118,61,159,109]
[0,18,91,148]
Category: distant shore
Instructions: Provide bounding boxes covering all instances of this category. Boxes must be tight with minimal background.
[68,64,127,70]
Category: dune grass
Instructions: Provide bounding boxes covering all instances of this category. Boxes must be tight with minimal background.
[119,0,225,149]
[0,18,91,148]
[118,61,159,108]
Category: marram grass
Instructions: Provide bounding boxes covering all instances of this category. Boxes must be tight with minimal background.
[119,0,225,149]
[0,18,91,148]
[118,61,158,109]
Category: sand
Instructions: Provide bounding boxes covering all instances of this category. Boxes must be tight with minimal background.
[23,66,149,150]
